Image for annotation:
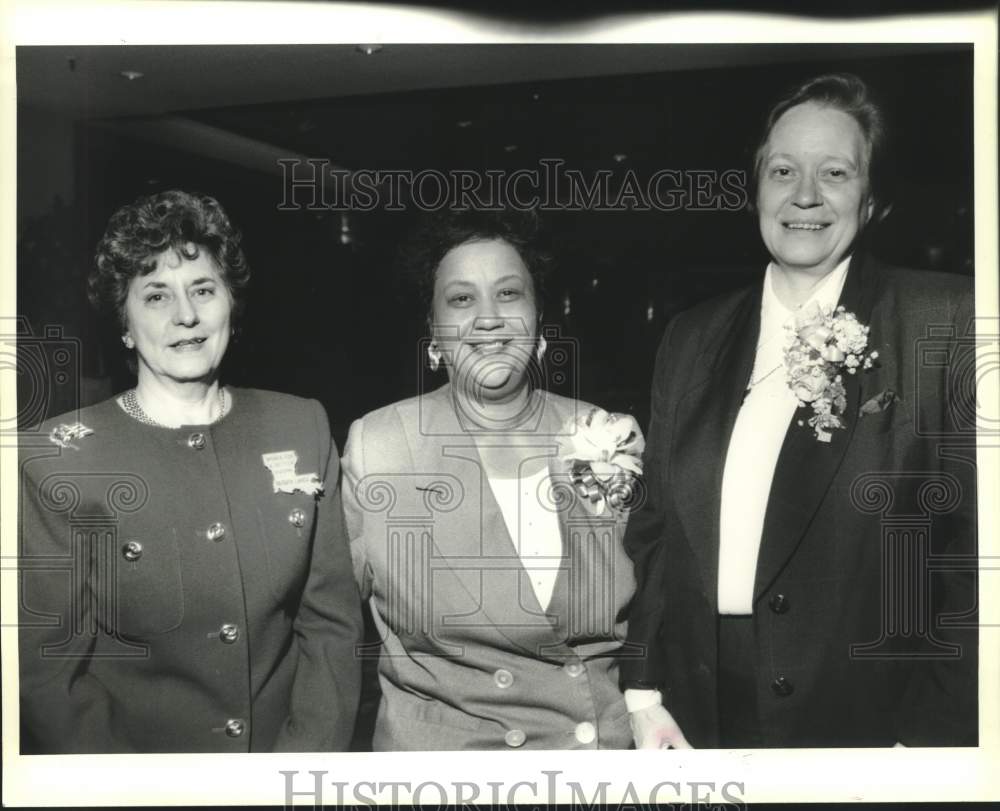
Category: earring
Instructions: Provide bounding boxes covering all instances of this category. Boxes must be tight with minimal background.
[427,342,442,372]
[122,335,135,349]
[536,335,548,362]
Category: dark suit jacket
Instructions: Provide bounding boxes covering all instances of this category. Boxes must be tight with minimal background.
[622,253,978,747]
[19,388,363,753]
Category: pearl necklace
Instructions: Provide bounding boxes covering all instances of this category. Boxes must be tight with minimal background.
[121,387,228,427]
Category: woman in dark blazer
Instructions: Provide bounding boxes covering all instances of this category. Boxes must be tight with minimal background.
[623,74,977,748]
[18,190,363,753]
[343,210,642,750]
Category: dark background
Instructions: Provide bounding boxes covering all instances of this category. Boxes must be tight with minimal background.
[16,44,974,444]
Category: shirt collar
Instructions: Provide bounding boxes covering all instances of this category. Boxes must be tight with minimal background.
[761,255,852,335]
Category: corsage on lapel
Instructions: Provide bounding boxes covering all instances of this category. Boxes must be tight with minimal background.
[785,302,878,443]
[560,407,644,516]
[262,450,324,497]
[48,422,94,450]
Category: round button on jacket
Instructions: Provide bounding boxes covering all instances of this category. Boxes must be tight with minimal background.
[121,540,143,562]
[504,729,526,748]
[224,718,245,738]
[574,721,596,744]
[564,661,584,678]
[187,432,206,450]
[288,508,307,528]
[219,623,240,644]
[769,593,790,614]
[206,522,226,542]
[493,668,514,689]
[771,675,794,697]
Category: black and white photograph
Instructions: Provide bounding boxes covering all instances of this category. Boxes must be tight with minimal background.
[2,1,997,807]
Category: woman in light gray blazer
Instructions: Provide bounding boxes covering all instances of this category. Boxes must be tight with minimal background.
[342,210,641,750]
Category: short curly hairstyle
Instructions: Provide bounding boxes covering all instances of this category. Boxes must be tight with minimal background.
[397,208,551,324]
[89,190,251,332]
[750,73,889,222]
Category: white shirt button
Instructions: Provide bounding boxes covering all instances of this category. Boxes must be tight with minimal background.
[574,721,596,744]
[504,728,526,748]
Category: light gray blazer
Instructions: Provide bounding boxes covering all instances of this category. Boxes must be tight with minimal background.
[342,384,636,750]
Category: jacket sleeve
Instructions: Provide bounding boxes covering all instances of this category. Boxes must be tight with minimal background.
[894,286,978,746]
[18,451,120,753]
[620,316,682,687]
[272,401,363,752]
[340,417,374,600]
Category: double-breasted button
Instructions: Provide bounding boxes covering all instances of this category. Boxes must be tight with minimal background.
[504,729,526,748]
[121,540,143,562]
[288,508,307,528]
[224,718,245,738]
[564,661,584,678]
[771,675,794,697]
[187,432,206,450]
[769,594,790,614]
[493,668,514,689]
[219,623,240,644]
[206,522,226,542]
[574,721,596,744]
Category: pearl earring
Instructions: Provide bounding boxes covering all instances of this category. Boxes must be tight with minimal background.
[427,342,442,372]
[536,335,548,362]
[122,335,135,349]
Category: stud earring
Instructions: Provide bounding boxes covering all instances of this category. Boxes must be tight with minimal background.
[122,335,135,349]
[536,335,548,362]
[427,342,442,372]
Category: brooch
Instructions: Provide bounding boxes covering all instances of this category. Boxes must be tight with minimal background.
[48,422,94,450]
[262,450,324,496]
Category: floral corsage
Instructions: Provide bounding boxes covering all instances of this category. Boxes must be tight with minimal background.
[785,302,878,442]
[561,407,645,515]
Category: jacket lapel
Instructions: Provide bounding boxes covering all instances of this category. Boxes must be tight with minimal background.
[410,385,562,653]
[671,285,762,610]
[753,253,882,602]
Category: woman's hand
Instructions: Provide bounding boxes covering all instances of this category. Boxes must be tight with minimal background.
[629,704,692,749]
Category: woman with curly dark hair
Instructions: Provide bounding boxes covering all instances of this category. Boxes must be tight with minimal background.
[18,190,362,753]
[342,208,643,750]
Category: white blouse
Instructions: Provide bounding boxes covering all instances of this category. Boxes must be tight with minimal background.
[488,467,564,611]
[716,258,849,614]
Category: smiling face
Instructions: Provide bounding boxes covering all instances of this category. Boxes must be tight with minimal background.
[123,246,233,389]
[757,102,874,280]
[431,237,538,404]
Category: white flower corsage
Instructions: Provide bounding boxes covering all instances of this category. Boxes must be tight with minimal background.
[561,407,645,515]
[785,302,878,442]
